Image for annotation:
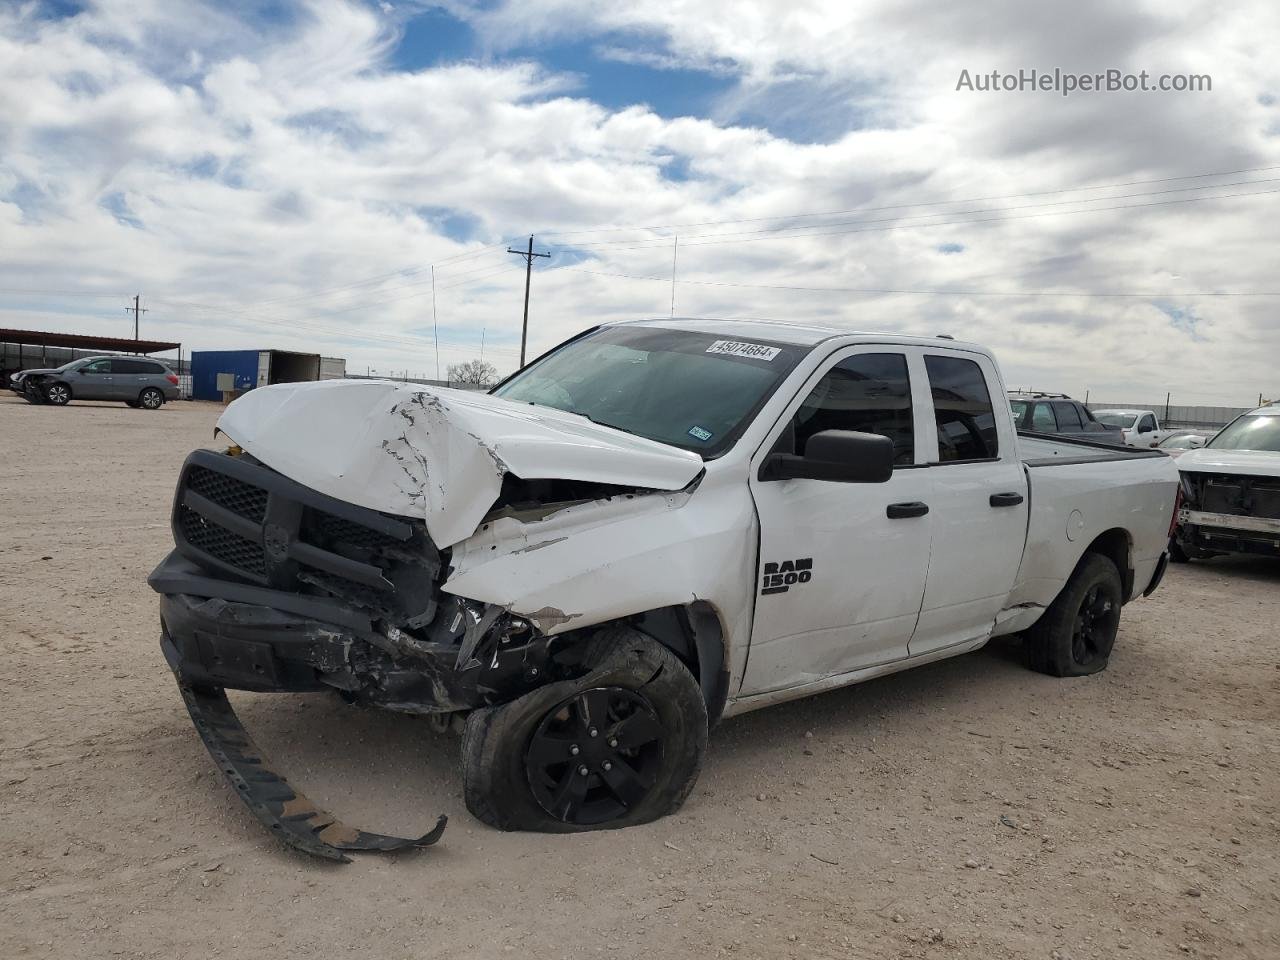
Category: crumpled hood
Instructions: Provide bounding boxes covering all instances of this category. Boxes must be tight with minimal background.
[1176,447,1280,478]
[216,379,705,547]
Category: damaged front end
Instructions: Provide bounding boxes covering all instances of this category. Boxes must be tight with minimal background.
[1176,470,1280,558]
[151,448,573,860]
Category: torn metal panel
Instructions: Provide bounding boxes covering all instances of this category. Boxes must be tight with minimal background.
[216,379,704,547]
[175,680,447,863]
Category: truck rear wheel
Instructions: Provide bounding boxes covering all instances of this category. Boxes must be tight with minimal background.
[461,626,707,832]
[1025,553,1123,677]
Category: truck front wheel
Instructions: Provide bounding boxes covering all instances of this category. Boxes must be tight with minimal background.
[461,627,708,832]
[1025,553,1123,677]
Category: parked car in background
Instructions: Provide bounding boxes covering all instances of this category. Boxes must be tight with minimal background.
[18,356,179,409]
[1172,404,1280,561]
[1008,391,1123,443]
[1092,408,1171,448]
[1155,431,1210,459]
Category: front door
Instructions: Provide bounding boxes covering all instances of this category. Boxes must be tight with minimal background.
[75,358,117,400]
[741,347,935,696]
[908,352,1028,656]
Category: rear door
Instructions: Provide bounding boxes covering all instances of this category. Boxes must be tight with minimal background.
[908,352,1029,657]
[742,346,934,695]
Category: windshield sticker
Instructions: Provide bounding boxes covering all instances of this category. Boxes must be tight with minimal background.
[705,340,781,362]
[687,425,714,442]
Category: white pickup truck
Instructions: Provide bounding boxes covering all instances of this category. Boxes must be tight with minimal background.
[1092,408,1172,448]
[150,319,1179,861]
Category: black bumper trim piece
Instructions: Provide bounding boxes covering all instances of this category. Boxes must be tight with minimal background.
[174,677,447,863]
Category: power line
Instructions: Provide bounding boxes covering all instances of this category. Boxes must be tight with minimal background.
[540,162,1280,241]
[549,185,1280,254]
[559,178,1280,251]
[553,265,1280,297]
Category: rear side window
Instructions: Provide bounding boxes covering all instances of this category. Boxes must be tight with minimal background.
[117,359,168,374]
[1053,401,1083,429]
[789,353,914,465]
[1031,403,1057,431]
[924,355,999,461]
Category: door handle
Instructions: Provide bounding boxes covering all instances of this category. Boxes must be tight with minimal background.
[886,501,929,519]
[989,492,1024,507]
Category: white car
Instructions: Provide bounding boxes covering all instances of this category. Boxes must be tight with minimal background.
[148,320,1179,860]
[1093,408,1172,448]
[1156,431,1210,459]
[1173,404,1280,561]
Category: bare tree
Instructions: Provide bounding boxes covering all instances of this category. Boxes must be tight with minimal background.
[448,358,498,386]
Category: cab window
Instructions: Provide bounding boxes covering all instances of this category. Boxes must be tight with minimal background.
[1053,401,1083,429]
[924,355,999,461]
[782,353,915,465]
[1138,414,1157,433]
[1031,403,1057,432]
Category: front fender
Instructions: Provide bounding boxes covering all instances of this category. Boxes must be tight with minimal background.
[443,468,758,691]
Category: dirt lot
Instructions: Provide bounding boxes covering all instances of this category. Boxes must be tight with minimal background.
[1,393,1277,960]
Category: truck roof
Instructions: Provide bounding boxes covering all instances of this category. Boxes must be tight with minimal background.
[614,317,988,352]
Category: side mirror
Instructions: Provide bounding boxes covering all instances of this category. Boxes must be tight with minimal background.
[761,430,894,483]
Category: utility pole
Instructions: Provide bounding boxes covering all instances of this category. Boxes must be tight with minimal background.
[431,266,440,381]
[125,294,147,341]
[508,236,550,368]
[670,235,678,317]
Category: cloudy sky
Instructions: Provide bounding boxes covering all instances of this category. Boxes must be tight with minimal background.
[1,0,1278,402]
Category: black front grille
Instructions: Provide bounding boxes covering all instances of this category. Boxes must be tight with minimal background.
[177,504,267,577]
[171,451,435,624]
[305,510,401,553]
[187,465,268,522]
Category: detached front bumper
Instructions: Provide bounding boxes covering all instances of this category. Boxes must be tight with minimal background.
[1177,508,1280,558]
[151,550,549,712]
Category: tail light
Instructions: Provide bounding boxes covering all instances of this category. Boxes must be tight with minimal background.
[166,373,179,385]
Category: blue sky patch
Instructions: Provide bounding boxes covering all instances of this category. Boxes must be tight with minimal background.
[937,242,965,254]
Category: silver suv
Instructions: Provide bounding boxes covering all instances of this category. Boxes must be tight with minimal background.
[15,355,179,409]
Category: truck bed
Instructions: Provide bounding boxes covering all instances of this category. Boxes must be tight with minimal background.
[1017,432,1168,465]
[991,431,1179,637]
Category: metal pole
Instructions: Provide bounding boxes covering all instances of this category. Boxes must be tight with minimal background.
[670,235,678,317]
[431,265,440,381]
[519,236,533,367]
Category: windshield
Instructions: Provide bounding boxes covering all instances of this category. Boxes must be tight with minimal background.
[1207,413,1280,452]
[493,325,806,457]
[1094,412,1136,428]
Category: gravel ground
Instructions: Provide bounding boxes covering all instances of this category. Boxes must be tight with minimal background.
[1,393,1277,960]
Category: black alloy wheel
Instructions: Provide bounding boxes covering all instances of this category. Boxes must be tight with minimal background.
[525,686,664,825]
[1072,583,1118,668]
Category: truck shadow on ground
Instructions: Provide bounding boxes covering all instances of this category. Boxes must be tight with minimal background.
[186,634,1038,856]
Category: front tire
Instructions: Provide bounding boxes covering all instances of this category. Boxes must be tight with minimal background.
[44,382,71,405]
[462,627,707,832]
[1026,553,1123,677]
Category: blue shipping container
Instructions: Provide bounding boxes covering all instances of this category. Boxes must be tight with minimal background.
[191,350,260,401]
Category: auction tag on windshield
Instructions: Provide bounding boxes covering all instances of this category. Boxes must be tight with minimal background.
[706,340,781,361]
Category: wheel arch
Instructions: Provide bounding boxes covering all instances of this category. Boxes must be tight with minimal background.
[1080,527,1135,601]
[607,601,730,726]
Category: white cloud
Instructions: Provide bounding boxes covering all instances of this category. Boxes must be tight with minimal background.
[0,0,1278,402]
